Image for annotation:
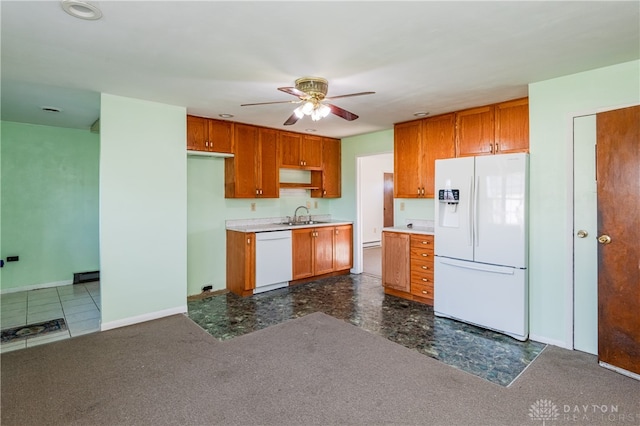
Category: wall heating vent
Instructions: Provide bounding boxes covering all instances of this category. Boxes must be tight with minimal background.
[73,270,100,284]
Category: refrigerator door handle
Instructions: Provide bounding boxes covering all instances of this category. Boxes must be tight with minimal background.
[474,175,480,247]
[468,176,474,246]
[439,258,516,275]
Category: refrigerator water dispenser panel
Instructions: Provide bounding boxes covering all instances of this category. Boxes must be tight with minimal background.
[439,189,459,203]
[438,188,460,228]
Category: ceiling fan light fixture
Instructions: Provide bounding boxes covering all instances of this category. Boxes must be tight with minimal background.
[294,106,305,118]
[301,101,315,115]
[319,104,331,118]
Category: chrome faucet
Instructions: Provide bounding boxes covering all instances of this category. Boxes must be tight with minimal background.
[293,205,309,223]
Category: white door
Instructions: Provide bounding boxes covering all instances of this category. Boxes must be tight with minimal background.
[573,115,598,354]
[474,154,528,268]
[434,157,474,261]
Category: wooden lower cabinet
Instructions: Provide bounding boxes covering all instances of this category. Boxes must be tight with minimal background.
[226,230,255,297]
[382,231,434,305]
[292,225,353,281]
[382,231,410,292]
[228,225,353,296]
[409,234,434,303]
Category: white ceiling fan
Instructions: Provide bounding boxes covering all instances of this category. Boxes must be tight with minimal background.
[241,77,375,125]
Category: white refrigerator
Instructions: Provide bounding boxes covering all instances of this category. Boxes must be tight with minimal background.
[434,153,529,340]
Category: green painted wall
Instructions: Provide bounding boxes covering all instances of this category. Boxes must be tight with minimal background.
[528,60,640,347]
[186,158,332,295]
[0,121,99,292]
[100,94,187,328]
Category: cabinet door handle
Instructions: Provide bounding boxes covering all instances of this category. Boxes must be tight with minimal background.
[247,238,251,245]
[323,190,327,196]
[417,187,421,196]
[495,143,499,153]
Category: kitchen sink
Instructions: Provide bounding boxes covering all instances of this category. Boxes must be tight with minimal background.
[282,220,329,226]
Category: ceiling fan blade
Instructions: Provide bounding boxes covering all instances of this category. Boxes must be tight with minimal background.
[278,86,307,98]
[241,99,300,106]
[327,103,359,121]
[325,91,375,101]
[283,112,300,126]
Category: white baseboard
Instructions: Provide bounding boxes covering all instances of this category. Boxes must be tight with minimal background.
[1,279,73,295]
[363,241,381,248]
[529,333,570,349]
[101,305,188,331]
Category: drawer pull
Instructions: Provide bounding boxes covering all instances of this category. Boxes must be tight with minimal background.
[422,265,427,269]
[421,241,431,245]
[422,253,428,257]
[422,290,428,294]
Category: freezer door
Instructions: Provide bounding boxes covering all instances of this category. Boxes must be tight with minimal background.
[434,157,474,261]
[474,153,528,268]
[434,257,528,340]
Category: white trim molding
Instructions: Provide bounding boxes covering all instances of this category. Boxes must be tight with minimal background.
[1,280,73,295]
[101,305,188,331]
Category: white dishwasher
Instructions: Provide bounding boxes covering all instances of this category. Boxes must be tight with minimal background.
[254,230,292,294]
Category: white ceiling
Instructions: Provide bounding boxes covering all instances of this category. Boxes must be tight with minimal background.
[2,1,639,139]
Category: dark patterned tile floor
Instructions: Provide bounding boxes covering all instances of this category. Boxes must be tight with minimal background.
[187,274,545,386]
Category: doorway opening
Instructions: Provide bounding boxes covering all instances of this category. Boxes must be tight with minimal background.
[355,152,393,277]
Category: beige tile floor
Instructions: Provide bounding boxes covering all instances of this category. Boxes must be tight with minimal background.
[1,281,100,353]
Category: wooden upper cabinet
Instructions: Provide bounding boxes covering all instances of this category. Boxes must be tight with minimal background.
[422,113,456,198]
[257,128,280,198]
[394,120,424,198]
[187,115,207,151]
[280,132,303,168]
[225,124,278,198]
[311,137,341,198]
[302,135,323,169]
[456,105,495,157]
[494,97,529,154]
[280,132,322,169]
[207,119,233,154]
[394,115,456,198]
[186,115,233,154]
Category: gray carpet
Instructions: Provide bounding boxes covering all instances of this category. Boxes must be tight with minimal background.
[1,313,639,425]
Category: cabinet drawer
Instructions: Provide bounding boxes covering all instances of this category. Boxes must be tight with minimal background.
[411,280,434,299]
[411,258,433,275]
[410,247,434,262]
[410,235,434,250]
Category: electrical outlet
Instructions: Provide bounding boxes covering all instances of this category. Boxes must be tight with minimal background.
[400,202,405,211]
[251,202,256,211]
[314,201,318,209]
[7,256,19,262]
[202,285,213,292]
[374,227,377,234]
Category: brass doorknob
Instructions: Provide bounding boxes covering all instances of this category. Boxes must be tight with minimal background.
[577,230,588,238]
[598,235,612,245]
